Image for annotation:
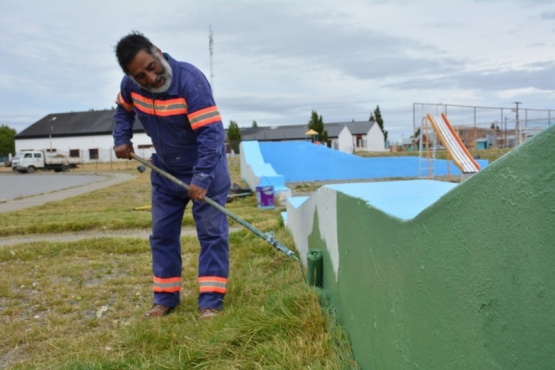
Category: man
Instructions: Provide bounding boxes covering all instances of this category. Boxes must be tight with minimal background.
[112,32,231,319]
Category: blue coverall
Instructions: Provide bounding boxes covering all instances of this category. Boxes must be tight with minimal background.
[113,53,231,310]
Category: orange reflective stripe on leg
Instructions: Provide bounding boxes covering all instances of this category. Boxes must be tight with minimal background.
[153,276,182,293]
[198,276,227,294]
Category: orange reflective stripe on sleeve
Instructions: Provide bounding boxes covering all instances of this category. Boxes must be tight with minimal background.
[153,97,188,117]
[198,276,227,294]
[115,93,134,111]
[130,93,188,116]
[130,93,155,114]
[189,106,221,130]
[153,276,182,293]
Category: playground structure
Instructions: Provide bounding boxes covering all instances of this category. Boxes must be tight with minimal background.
[419,113,481,178]
[413,102,553,151]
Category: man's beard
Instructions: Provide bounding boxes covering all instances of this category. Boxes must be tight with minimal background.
[131,53,173,93]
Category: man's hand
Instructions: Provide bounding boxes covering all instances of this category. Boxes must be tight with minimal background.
[114,144,135,160]
[188,183,207,202]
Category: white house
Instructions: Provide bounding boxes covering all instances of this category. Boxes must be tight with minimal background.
[241,120,386,153]
[15,110,154,162]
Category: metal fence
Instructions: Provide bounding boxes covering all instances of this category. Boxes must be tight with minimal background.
[413,103,553,148]
[55,147,156,164]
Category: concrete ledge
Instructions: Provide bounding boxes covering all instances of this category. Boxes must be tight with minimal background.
[240,141,292,200]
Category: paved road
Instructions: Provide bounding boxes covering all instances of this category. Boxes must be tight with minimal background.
[0,172,136,213]
[0,171,248,245]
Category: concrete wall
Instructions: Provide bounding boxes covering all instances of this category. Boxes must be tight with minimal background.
[255,141,488,182]
[239,141,291,200]
[286,125,555,369]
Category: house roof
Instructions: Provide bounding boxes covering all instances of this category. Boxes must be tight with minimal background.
[241,121,375,141]
[16,109,143,139]
[16,109,376,142]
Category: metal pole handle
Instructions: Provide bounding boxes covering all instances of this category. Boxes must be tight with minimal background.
[131,153,299,262]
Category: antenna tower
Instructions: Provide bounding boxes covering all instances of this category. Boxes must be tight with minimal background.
[209,25,214,89]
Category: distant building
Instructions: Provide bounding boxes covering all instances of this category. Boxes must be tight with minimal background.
[15,109,386,162]
[15,110,153,162]
[240,121,385,153]
[455,126,521,149]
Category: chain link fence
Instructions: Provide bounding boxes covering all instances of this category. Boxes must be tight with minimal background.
[413,103,553,149]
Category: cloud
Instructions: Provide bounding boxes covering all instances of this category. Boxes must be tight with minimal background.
[540,10,555,19]
[1,0,555,142]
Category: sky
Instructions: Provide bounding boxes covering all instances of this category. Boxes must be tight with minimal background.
[1,0,555,142]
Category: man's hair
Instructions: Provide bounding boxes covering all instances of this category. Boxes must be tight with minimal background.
[115,31,155,74]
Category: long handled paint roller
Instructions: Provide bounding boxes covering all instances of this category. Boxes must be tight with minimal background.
[131,153,300,262]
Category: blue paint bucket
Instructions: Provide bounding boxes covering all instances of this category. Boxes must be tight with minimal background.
[256,185,275,209]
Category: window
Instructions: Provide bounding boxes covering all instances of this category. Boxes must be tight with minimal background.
[69,149,80,158]
[89,148,99,160]
[34,153,42,158]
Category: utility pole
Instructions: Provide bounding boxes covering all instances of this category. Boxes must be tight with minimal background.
[48,116,57,153]
[504,116,508,148]
[514,101,521,146]
[209,25,214,90]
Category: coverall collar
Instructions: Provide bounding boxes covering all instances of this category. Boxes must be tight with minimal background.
[160,53,179,96]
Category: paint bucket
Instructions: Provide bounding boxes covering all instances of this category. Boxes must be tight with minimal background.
[256,185,275,209]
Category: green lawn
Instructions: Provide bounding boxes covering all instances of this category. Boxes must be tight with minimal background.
[0,158,356,369]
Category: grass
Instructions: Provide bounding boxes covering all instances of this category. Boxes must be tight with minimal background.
[357,147,511,163]
[0,157,357,369]
[1,149,510,368]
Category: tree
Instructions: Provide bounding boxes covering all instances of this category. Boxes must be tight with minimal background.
[252,120,258,128]
[412,127,421,139]
[0,125,16,157]
[227,120,241,154]
[307,110,328,145]
[370,105,387,143]
[411,127,422,148]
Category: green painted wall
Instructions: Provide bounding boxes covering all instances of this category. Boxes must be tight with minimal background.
[313,125,555,369]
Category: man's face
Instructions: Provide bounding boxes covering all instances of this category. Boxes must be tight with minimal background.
[127,48,172,93]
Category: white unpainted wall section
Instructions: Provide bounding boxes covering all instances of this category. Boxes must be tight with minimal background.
[239,141,291,200]
[286,187,340,281]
